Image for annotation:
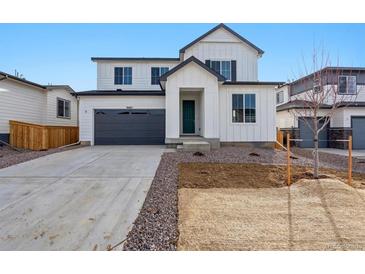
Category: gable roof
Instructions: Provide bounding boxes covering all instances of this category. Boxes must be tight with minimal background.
[179,23,264,55]
[159,56,226,82]
[0,71,46,90]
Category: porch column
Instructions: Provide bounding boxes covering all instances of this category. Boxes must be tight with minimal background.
[165,85,180,139]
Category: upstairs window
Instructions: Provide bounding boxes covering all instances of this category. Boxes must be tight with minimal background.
[151,67,169,85]
[232,94,256,123]
[114,67,132,85]
[276,91,284,104]
[338,75,357,94]
[57,98,71,119]
[206,60,232,81]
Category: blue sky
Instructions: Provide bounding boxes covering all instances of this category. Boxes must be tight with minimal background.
[0,23,364,91]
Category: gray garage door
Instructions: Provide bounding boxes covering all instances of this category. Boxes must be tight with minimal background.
[352,117,365,149]
[298,117,328,148]
[94,109,165,145]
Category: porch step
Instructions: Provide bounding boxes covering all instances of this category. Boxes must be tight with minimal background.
[181,141,211,152]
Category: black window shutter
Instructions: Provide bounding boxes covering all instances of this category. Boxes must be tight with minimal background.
[231,60,237,82]
[205,60,211,68]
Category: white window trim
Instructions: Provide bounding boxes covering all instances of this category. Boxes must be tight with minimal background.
[57,98,71,119]
[231,92,257,125]
[338,75,357,95]
[276,91,284,104]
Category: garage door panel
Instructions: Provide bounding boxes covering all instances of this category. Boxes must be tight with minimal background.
[352,117,365,149]
[94,109,165,145]
[299,117,328,148]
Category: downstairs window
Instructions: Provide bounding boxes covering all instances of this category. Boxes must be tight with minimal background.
[57,98,71,119]
[232,94,256,123]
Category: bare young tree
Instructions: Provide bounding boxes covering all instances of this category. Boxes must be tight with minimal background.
[290,48,358,178]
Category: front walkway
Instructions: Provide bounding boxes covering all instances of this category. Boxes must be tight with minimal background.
[0,145,166,250]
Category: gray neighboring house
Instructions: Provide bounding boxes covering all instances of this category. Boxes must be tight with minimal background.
[276,67,365,149]
[0,71,78,143]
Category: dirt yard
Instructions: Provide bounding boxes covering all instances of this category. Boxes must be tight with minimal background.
[178,163,365,250]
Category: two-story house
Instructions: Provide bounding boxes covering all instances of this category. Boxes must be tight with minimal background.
[77,24,283,148]
[276,67,365,149]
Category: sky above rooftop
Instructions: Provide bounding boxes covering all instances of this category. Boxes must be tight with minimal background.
[0,23,364,91]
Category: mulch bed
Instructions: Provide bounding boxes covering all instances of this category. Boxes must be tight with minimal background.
[0,144,85,169]
[122,147,340,251]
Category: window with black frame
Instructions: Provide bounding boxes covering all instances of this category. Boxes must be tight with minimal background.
[338,75,357,94]
[232,94,256,123]
[114,67,133,85]
[57,98,71,119]
[151,67,169,85]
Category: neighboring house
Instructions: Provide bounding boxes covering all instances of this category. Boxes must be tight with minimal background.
[276,67,365,149]
[77,23,283,147]
[0,71,78,143]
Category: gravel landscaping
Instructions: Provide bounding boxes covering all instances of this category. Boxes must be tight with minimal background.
[123,147,343,251]
[292,147,365,173]
[0,144,84,169]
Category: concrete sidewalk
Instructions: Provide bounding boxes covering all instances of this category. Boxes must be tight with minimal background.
[315,148,365,158]
[0,145,167,250]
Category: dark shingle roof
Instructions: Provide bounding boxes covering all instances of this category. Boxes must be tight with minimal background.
[0,71,46,90]
[159,56,225,82]
[276,100,332,111]
[76,90,165,96]
[179,23,264,55]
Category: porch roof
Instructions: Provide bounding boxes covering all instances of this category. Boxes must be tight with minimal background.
[159,56,226,83]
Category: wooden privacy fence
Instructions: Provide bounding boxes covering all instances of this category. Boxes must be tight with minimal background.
[9,120,79,151]
[275,129,284,149]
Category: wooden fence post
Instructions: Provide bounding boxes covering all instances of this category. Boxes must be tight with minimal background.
[348,135,352,186]
[287,133,291,186]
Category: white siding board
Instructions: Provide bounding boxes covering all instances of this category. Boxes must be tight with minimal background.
[45,88,78,126]
[219,85,276,142]
[165,62,219,139]
[0,80,46,133]
[96,60,179,91]
[183,42,259,81]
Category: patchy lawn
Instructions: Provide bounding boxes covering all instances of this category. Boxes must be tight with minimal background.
[178,163,365,251]
[123,147,365,251]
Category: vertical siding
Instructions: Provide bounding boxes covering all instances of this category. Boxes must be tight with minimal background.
[96,60,179,90]
[219,85,276,142]
[183,42,259,81]
[45,88,78,126]
[0,80,46,134]
[165,62,220,139]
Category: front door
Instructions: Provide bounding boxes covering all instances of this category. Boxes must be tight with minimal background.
[183,100,195,134]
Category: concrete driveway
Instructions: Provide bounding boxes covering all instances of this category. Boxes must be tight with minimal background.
[0,145,167,250]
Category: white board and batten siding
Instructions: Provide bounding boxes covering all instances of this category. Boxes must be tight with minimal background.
[79,96,165,145]
[45,88,78,126]
[219,85,276,142]
[165,61,220,139]
[0,80,46,134]
[182,28,260,81]
[96,60,179,90]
